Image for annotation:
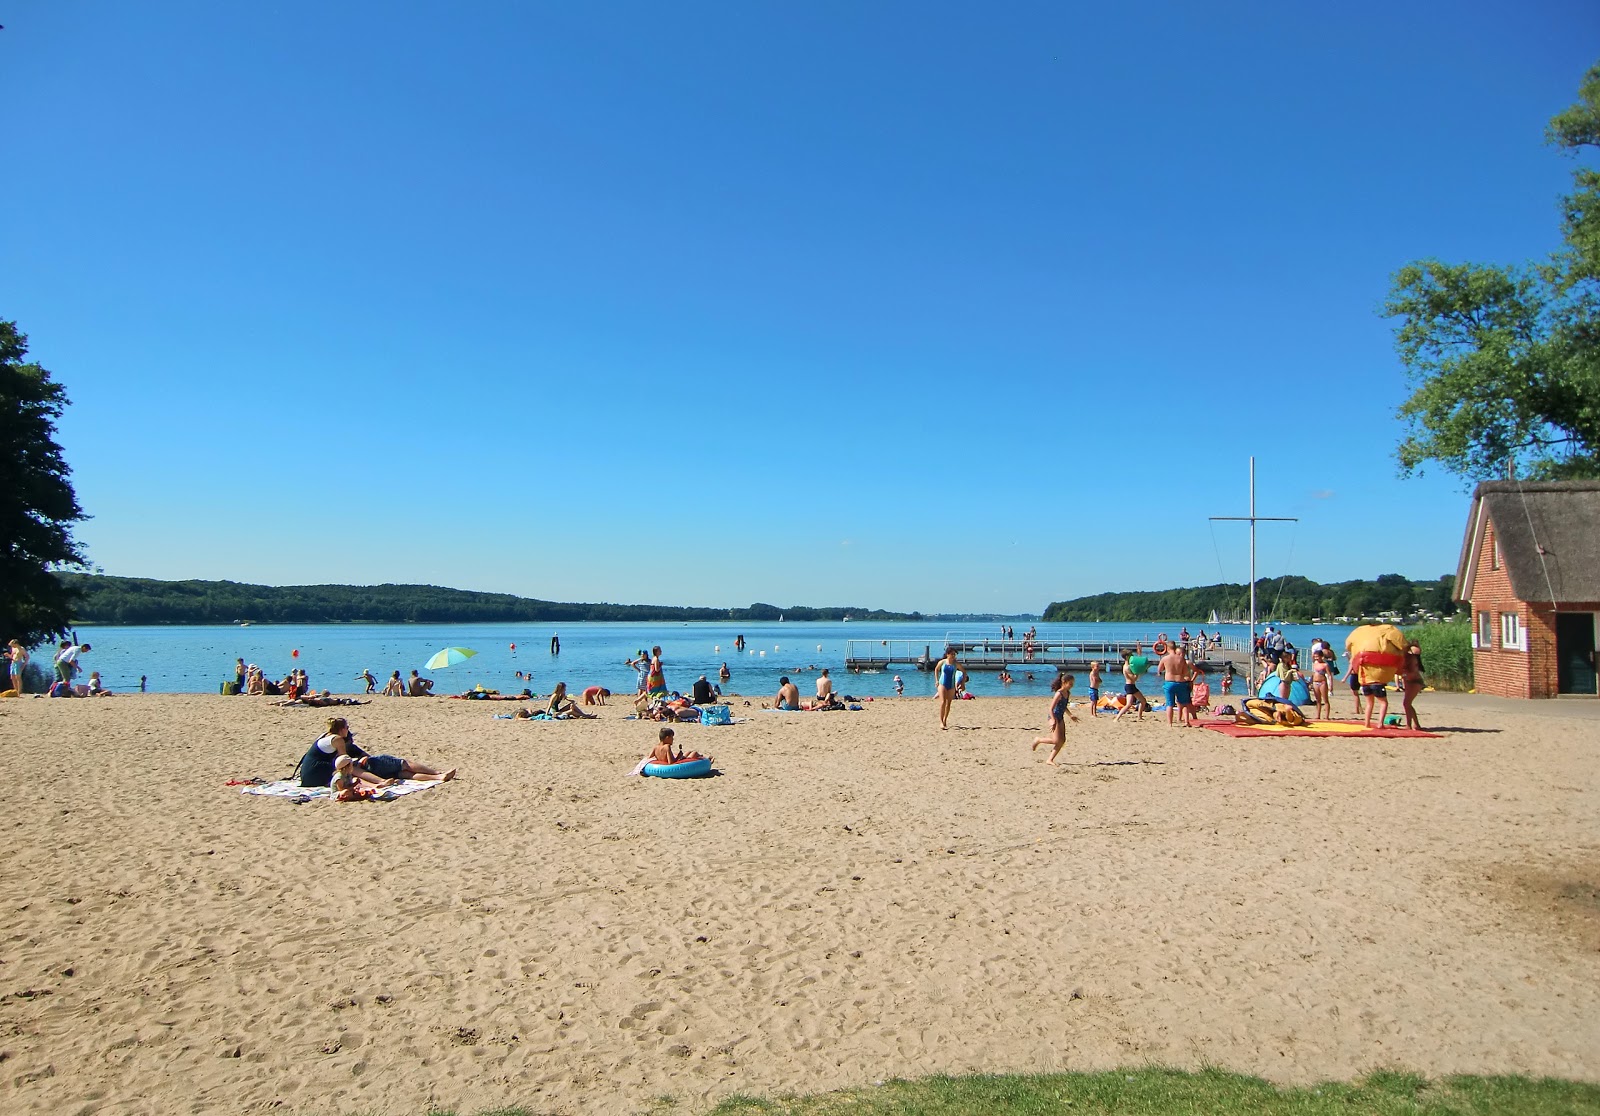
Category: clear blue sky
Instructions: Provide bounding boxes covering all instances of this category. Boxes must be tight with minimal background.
[3,2,1594,614]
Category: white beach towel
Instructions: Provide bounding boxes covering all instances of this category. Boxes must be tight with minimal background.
[241,779,446,800]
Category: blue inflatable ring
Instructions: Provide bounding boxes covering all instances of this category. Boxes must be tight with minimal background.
[642,757,713,779]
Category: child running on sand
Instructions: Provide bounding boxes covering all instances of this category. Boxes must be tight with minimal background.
[1031,674,1079,765]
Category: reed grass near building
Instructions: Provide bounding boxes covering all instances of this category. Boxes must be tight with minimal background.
[1404,623,1473,692]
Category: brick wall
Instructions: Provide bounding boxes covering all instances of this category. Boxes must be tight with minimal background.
[1469,513,1600,697]
[1468,517,1532,697]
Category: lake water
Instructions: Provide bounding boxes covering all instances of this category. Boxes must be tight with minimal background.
[69,620,1362,699]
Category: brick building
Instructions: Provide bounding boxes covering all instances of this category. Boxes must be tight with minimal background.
[1454,480,1600,698]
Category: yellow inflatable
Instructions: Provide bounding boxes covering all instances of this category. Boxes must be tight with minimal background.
[1345,624,1406,686]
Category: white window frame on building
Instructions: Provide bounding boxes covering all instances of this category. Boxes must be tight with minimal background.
[1500,611,1526,652]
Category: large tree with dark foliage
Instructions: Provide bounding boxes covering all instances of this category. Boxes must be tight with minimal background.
[1385,62,1600,481]
[0,320,88,645]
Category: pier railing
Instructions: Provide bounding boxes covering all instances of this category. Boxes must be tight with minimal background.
[845,629,1250,673]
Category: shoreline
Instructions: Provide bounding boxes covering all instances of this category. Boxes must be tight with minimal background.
[0,692,1594,1114]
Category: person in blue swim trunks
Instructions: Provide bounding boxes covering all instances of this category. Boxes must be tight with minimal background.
[770,677,800,711]
[1159,641,1197,727]
[935,648,962,729]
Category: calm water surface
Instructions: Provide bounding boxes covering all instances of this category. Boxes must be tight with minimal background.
[72,620,1361,700]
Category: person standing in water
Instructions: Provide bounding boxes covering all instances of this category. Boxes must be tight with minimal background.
[550,633,560,655]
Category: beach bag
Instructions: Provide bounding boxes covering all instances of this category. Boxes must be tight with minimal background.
[220,680,240,696]
[698,704,732,726]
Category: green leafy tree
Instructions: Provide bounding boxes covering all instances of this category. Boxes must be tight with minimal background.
[0,320,88,645]
[1386,63,1600,481]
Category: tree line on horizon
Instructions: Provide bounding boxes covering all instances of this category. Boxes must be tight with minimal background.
[1042,573,1459,624]
[56,573,926,626]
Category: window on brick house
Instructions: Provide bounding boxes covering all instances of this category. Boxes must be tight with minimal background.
[1501,612,1524,651]
[1478,610,1492,648]
[1491,534,1501,570]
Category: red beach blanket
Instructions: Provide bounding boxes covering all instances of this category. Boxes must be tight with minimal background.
[1200,719,1442,739]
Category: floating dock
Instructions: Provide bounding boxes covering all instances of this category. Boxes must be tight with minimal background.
[844,629,1253,675]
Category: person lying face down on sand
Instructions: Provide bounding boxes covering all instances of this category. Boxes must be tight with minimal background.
[768,677,799,711]
[650,727,707,766]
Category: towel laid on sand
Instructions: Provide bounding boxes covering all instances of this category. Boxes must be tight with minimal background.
[241,779,447,800]
[1200,719,1441,739]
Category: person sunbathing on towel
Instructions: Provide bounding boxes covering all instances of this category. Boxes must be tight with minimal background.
[650,726,707,766]
[356,752,456,783]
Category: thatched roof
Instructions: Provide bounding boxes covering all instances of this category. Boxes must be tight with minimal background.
[1456,480,1600,603]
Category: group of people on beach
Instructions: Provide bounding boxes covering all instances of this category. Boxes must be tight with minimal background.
[297,716,457,798]
[1254,628,1426,730]
[4,637,117,697]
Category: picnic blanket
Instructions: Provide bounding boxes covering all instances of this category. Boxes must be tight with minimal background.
[1200,719,1441,739]
[241,779,448,801]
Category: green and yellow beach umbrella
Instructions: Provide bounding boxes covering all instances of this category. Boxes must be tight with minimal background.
[424,646,478,670]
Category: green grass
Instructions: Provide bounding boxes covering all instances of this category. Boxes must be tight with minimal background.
[1405,622,1474,692]
[419,1068,1600,1116]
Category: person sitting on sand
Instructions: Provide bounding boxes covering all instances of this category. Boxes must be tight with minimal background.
[547,681,596,719]
[86,670,114,696]
[382,671,405,697]
[407,670,434,697]
[769,676,800,711]
[691,675,719,705]
[330,754,386,802]
[356,752,456,783]
[815,668,834,703]
[650,726,708,766]
[582,685,610,706]
[298,716,362,787]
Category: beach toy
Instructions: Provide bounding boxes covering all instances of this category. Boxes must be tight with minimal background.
[1345,624,1405,685]
[1256,675,1311,706]
[642,757,713,779]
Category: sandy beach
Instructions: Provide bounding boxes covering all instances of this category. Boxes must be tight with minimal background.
[0,688,1595,1115]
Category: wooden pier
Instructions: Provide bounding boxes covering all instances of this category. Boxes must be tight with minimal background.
[844,630,1253,676]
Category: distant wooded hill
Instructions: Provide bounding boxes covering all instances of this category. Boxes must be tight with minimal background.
[60,575,924,625]
[1042,574,1458,624]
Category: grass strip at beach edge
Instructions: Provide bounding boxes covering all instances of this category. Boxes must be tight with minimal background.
[415,1067,1600,1115]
